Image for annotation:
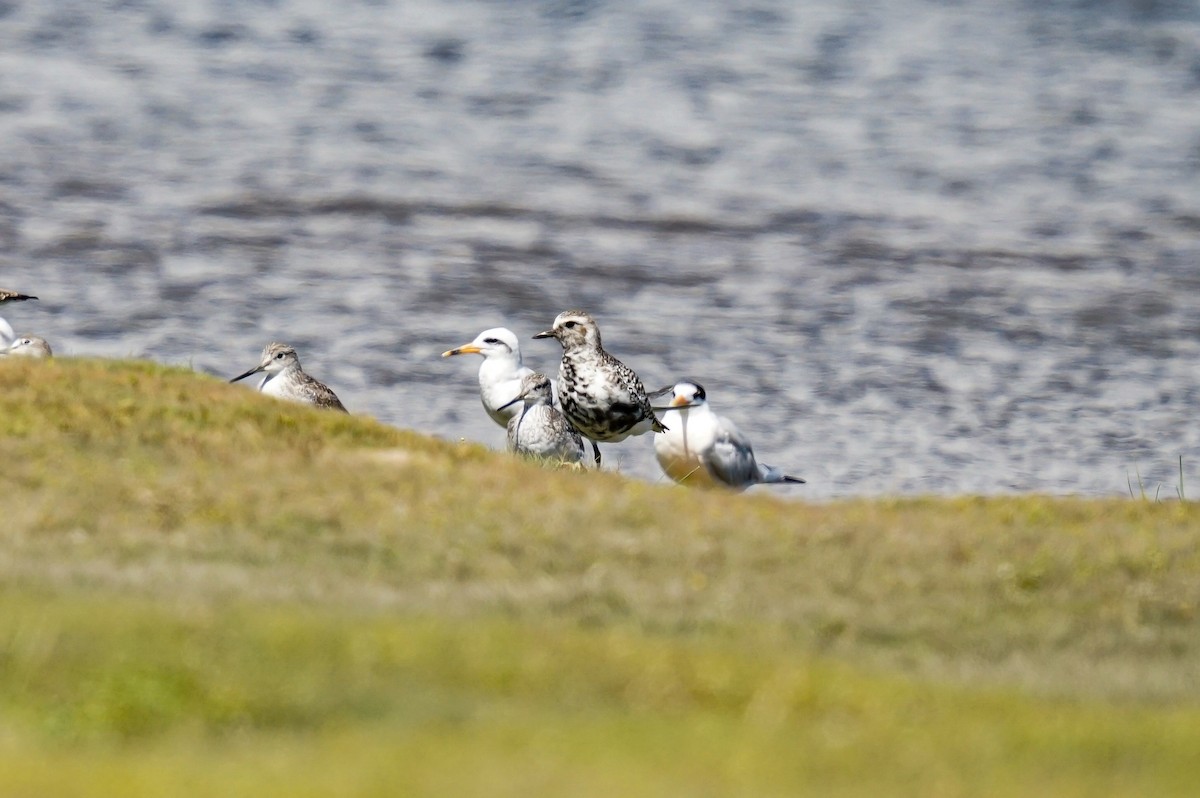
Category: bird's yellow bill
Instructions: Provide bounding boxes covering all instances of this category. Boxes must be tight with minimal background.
[442,344,483,357]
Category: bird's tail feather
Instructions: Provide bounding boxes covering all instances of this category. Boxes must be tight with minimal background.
[760,465,806,485]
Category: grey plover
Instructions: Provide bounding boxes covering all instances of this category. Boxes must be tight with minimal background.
[0,334,52,358]
[0,290,38,346]
[533,310,664,465]
[230,342,348,412]
[442,327,543,427]
[653,380,805,491]
[498,371,586,464]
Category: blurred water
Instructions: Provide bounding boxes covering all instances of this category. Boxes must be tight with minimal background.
[1,0,1199,498]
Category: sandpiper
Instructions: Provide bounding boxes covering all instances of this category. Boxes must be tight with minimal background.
[498,371,586,464]
[230,342,348,412]
[533,310,665,465]
[0,334,52,359]
[653,380,805,491]
[441,327,546,427]
[0,290,38,346]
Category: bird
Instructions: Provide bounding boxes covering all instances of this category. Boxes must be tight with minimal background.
[441,327,545,427]
[498,371,586,464]
[533,309,665,465]
[0,291,36,303]
[0,290,38,346]
[230,342,348,412]
[652,379,805,491]
[0,334,52,358]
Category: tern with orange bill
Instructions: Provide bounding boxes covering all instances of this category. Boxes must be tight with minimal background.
[442,327,548,427]
[653,380,805,491]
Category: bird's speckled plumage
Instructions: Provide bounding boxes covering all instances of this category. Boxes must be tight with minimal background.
[504,371,586,463]
[654,380,805,491]
[533,310,665,447]
[0,334,52,358]
[230,342,348,412]
[442,327,545,427]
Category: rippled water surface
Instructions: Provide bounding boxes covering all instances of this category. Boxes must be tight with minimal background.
[2,0,1200,497]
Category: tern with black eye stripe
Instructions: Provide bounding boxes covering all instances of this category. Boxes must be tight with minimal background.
[654,379,804,491]
[442,327,550,427]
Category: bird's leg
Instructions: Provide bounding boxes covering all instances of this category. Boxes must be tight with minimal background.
[591,440,602,467]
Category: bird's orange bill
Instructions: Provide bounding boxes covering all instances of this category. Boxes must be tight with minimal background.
[442,344,483,357]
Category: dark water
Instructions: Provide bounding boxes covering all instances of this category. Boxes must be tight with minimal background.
[2,0,1199,497]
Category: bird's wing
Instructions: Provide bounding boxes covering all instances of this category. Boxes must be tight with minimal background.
[704,416,760,488]
[602,354,648,403]
[304,374,349,412]
[606,354,665,428]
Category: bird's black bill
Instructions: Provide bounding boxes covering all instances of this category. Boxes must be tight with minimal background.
[497,394,524,411]
[532,330,555,339]
[229,366,263,383]
[652,402,698,411]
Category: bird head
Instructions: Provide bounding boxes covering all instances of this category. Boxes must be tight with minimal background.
[652,379,707,411]
[231,341,299,383]
[498,370,554,411]
[442,327,521,360]
[532,310,600,350]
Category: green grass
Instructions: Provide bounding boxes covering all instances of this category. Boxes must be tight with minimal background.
[1,358,1199,795]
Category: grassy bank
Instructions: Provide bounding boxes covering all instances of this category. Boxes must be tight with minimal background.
[0,358,1198,795]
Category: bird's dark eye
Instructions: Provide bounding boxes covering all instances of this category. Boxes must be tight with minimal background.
[564,321,578,329]
[483,337,500,345]
[276,353,285,359]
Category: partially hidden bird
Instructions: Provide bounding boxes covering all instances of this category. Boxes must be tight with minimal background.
[442,327,545,427]
[230,342,348,412]
[499,371,586,464]
[0,334,52,358]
